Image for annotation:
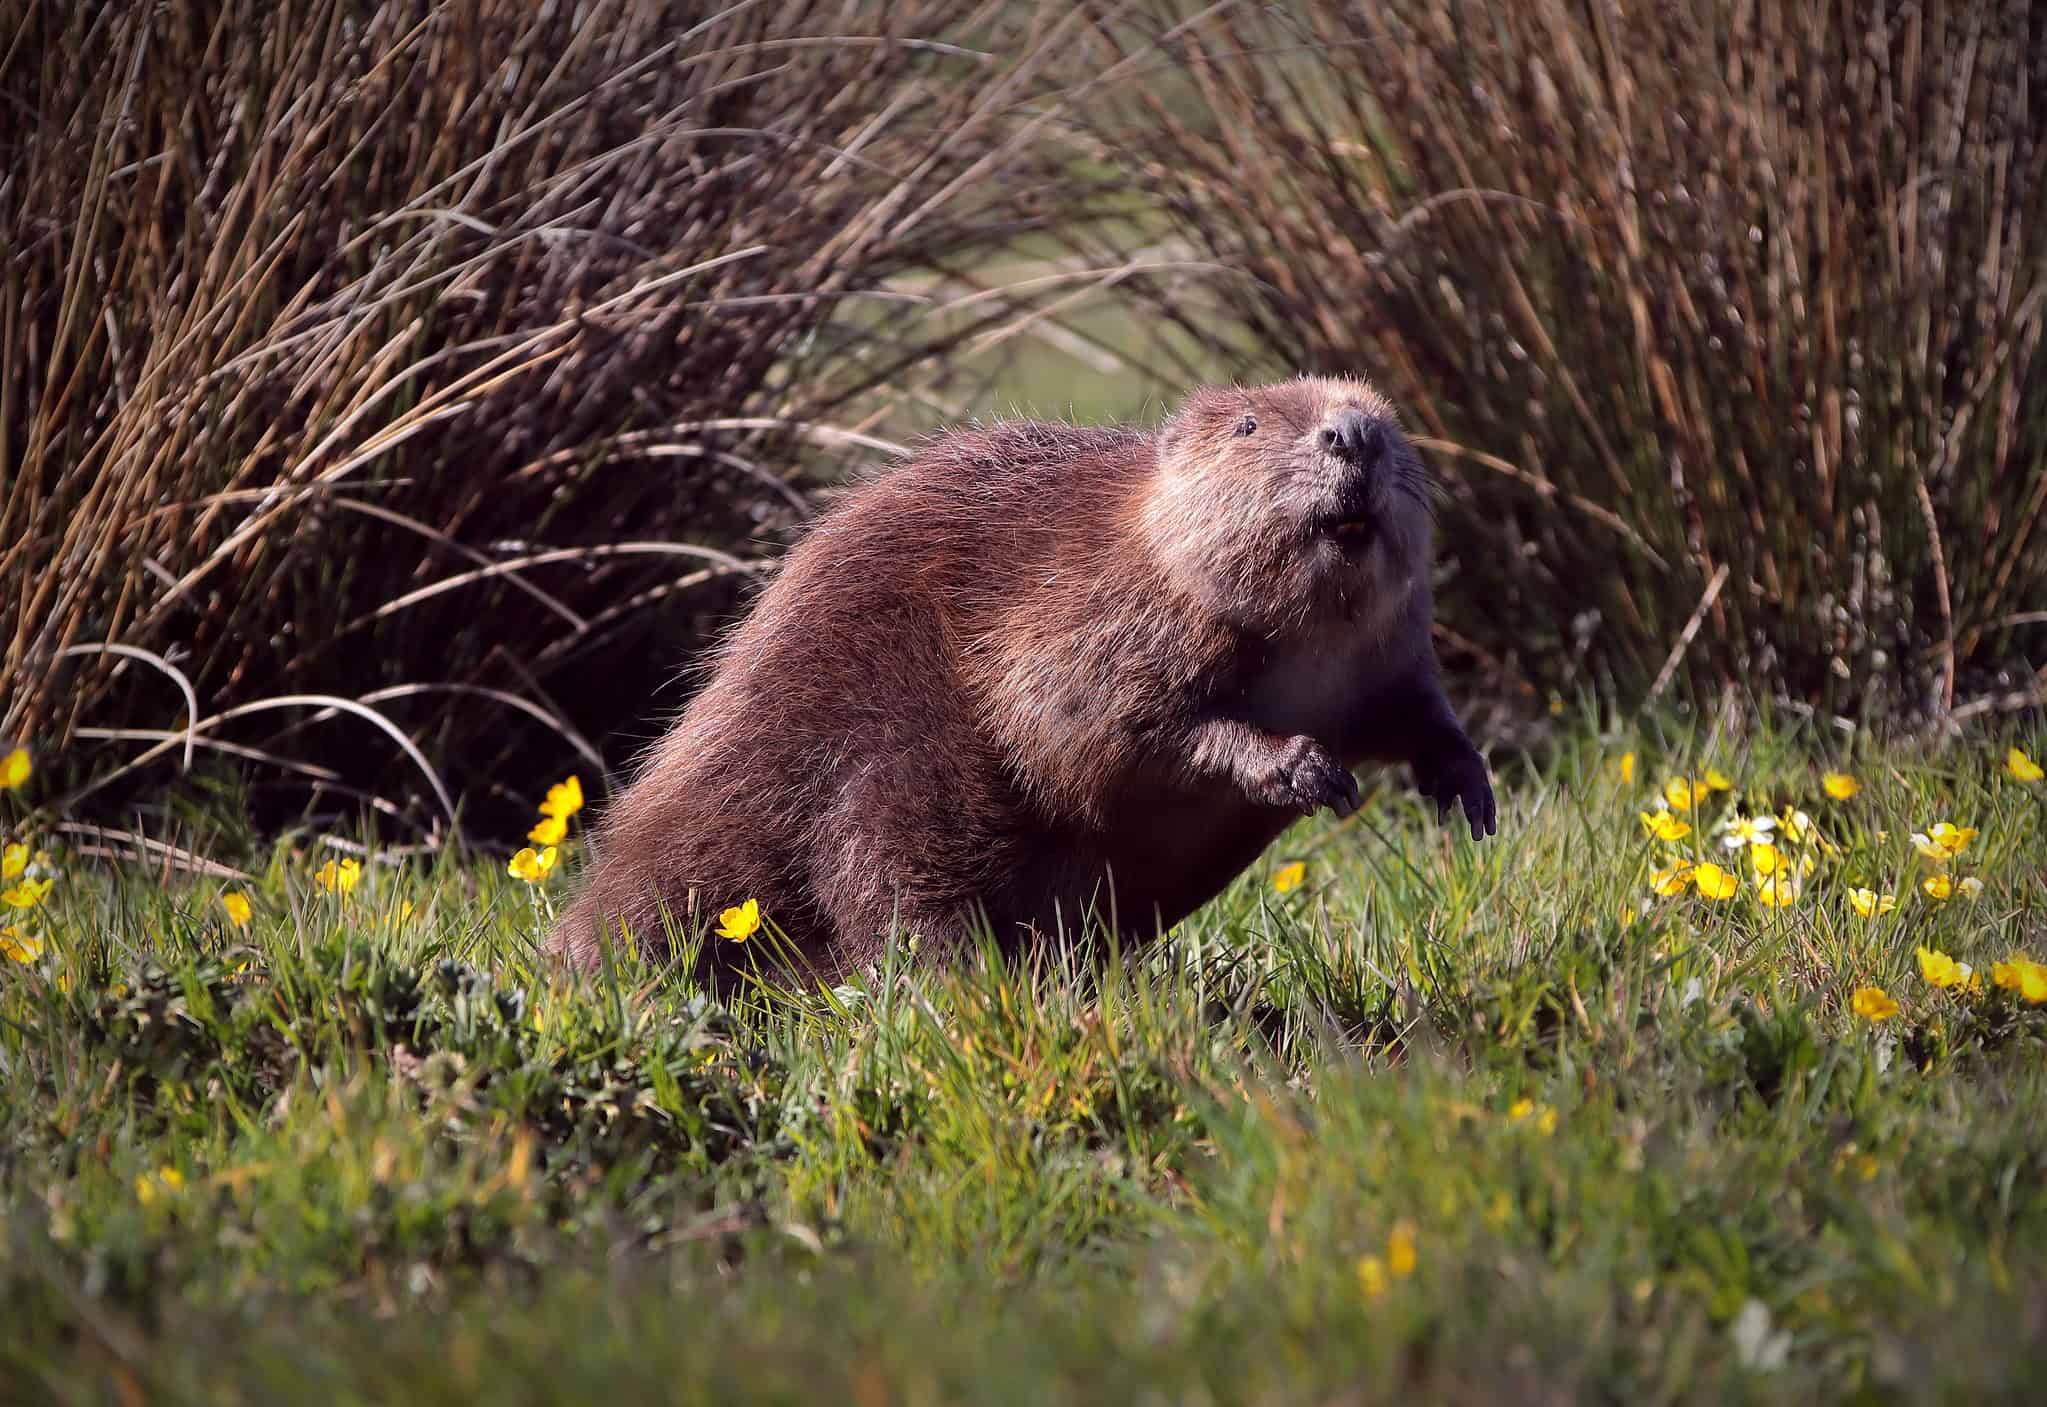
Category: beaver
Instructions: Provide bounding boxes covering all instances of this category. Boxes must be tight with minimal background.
[552,376,1494,977]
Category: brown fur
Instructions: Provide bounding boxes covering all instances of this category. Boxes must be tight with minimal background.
[552,377,1494,978]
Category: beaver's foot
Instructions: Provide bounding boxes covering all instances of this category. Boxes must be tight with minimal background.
[1255,735,1361,818]
[1414,743,1496,840]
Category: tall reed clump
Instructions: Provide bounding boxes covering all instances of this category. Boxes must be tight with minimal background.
[1070,0,2046,719]
[1,0,1096,835]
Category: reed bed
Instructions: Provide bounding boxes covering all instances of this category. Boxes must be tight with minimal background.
[2,0,1100,833]
[1066,0,2046,717]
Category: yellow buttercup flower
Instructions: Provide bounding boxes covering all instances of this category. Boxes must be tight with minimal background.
[134,1166,184,1205]
[1915,945,1965,989]
[1617,751,1637,784]
[1507,1098,1557,1134]
[2007,747,2043,783]
[1754,872,1800,908]
[1692,862,1738,900]
[1929,821,1977,853]
[2,876,52,910]
[1649,862,1693,897]
[1911,823,1977,861]
[1990,956,2047,1004]
[1273,861,1306,894]
[1922,874,1955,900]
[507,846,558,884]
[2,843,25,880]
[1777,808,1818,844]
[314,858,362,895]
[1,924,42,964]
[221,892,252,928]
[1702,768,1734,792]
[1663,778,1703,812]
[1639,810,1692,842]
[1850,986,1899,1022]
[528,813,569,847]
[1821,771,1861,800]
[1356,1254,1388,1299]
[1847,888,1896,919]
[538,775,585,821]
[2014,960,2046,1004]
[0,748,30,790]
[716,898,762,942]
[1386,1221,1418,1279]
[1749,843,1785,876]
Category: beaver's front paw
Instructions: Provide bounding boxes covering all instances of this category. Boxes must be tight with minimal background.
[1414,744,1496,839]
[1255,735,1361,818]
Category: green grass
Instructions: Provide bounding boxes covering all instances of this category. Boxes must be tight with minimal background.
[5,719,2047,1404]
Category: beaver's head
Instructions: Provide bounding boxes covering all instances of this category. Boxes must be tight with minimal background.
[1143,376,1434,632]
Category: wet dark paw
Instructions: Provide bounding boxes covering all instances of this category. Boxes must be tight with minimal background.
[1257,735,1361,818]
[1416,745,1497,839]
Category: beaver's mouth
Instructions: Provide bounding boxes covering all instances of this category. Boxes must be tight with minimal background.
[1311,509,1377,553]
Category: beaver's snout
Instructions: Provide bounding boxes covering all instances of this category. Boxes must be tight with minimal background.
[1319,408,1392,473]
[1312,409,1404,549]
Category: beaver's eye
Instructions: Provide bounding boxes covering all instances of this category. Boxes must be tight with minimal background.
[1233,415,1257,437]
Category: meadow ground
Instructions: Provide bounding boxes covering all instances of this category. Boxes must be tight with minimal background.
[3,718,2045,1404]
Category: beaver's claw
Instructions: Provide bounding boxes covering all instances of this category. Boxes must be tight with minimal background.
[1258,735,1361,818]
[1416,744,1496,839]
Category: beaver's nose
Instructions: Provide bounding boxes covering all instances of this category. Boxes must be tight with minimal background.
[1320,409,1389,470]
